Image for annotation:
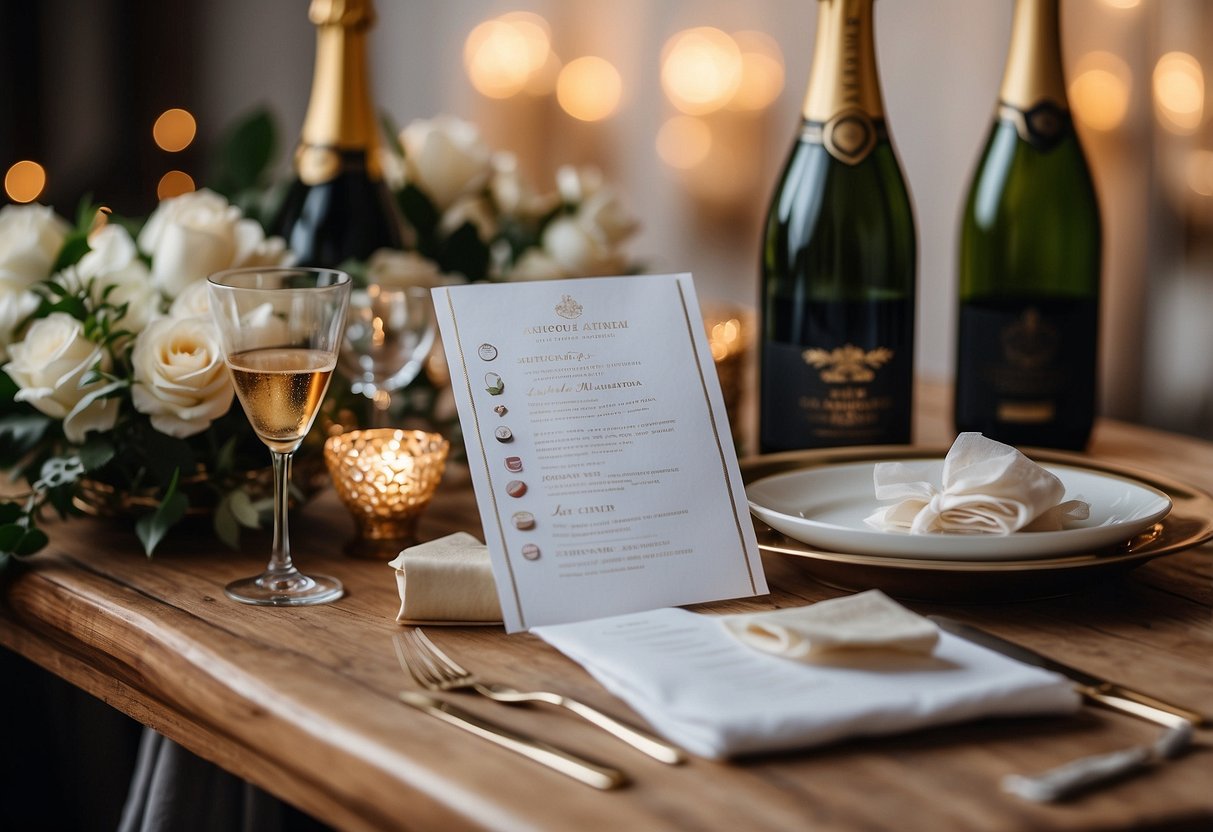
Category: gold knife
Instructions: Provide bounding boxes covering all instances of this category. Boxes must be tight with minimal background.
[930,617,1208,728]
[399,691,628,790]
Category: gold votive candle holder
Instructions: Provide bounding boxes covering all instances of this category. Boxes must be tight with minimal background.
[324,428,450,558]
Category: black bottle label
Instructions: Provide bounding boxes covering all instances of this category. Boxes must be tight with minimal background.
[955,299,1097,449]
[761,299,912,450]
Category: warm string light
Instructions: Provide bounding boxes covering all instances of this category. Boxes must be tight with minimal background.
[1069,52,1132,132]
[4,160,46,203]
[465,12,556,99]
[557,57,622,122]
[153,108,197,152]
[1154,52,1204,135]
[157,170,195,200]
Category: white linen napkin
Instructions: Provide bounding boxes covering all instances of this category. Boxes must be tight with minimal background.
[865,432,1090,535]
[722,590,939,659]
[388,532,503,625]
[534,605,1080,759]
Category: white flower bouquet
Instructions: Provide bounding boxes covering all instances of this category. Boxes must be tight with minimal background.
[0,110,638,564]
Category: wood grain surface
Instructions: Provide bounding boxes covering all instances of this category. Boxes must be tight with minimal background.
[2,386,1212,832]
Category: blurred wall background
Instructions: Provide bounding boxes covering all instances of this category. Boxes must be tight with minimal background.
[4,0,1211,437]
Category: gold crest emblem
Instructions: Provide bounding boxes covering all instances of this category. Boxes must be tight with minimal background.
[555,294,583,319]
[802,344,893,383]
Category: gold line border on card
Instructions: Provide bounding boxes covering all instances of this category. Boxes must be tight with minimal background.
[442,288,527,628]
[675,279,759,593]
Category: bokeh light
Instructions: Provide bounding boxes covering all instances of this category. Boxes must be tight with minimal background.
[661,27,743,116]
[153,108,197,152]
[1186,150,1213,197]
[1069,52,1131,132]
[465,12,554,99]
[4,160,46,203]
[656,116,713,170]
[728,31,785,112]
[1154,52,1204,135]
[1100,0,1140,8]
[157,170,196,200]
[556,56,622,122]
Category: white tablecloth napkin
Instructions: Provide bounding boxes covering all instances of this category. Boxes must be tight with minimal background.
[865,432,1090,534]
[535,607,1079,759]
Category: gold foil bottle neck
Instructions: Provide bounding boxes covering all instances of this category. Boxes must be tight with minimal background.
[298,0,381,183]
[802,0,885,124]
[999,0,1067,113]
[309,0,375,30]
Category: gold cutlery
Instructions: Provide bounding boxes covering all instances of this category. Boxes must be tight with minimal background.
[398,691,627,790]
[929,616,1207,727]
[394,630,686,764]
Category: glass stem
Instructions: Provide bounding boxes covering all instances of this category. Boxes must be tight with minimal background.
[372,389,392,428]
[267,450,296,577]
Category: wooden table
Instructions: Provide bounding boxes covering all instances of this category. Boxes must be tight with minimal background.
[2,392,1212,832]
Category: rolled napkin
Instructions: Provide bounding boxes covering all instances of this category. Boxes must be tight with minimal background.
[722,590,939,660]
[535,604,1080,759]
[865,432,1090,535]
[388,532,503,625]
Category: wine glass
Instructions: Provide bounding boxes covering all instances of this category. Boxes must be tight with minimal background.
[208,266,352,606]
[340,284,436,427]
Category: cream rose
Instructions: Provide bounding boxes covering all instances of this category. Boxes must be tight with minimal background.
[440,195,498,241]
[71,225,160,332]
[506,248,566,281]
[137,189,290,299]
[0,285,40,361]
[0,203,70,285]
[168,280,211,319]
[490,152,557,218]
[3,313,120,442]
[400,116,492,211]
[130,317,233,438]
[541,215,625,277]
[366,249,445,290]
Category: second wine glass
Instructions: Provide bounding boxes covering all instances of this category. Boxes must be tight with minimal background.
[340,284,436,427]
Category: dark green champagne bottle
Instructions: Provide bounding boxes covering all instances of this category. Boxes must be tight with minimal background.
[273,0,404,267]
[955,0,1100,450]
[760,0,917,453]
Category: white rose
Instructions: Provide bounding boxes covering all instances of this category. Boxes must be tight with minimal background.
[130,317,234,438]
[0,285,40,362]
[73,225,160,332]
[137,189,289,299]
[366,249,444,290]
[439,195,498,241]
[541,215,624,277]
[378,146,406,191]
[505,248,566,281]
[3,312,120,442]
[555,165,605,206]
[577,188,638,247]
[0,203,70,285]
[490,152,557,218]
[400,116,492,211]
[168,280,212,319]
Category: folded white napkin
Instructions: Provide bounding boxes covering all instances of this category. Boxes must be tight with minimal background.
[535,605,1080,759]
[722,590,939,659]
[388,532,503,625]
[865,432,1090,535]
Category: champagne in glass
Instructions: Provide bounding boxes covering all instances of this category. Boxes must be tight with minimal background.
[208,267,351,606]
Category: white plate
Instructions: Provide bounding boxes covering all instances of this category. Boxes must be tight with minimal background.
[746,459,1173,561]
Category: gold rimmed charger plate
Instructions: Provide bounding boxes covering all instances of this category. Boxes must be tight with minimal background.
[741,446,1213,602]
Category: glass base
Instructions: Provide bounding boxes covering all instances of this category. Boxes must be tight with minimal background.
[224,570,344,606]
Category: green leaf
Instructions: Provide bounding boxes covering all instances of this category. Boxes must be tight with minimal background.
[12,528,48,557]
[398,184,439,241]
[438,222,490,282]
[210,108,278,198]
[0,524,23,552]
[0,503,23,525]
[0,413,52,464]
[52,232,92,272]
[380,111,405,158]
[78,436,116,472]
[228,489,260,528]
[214,497,240,550]
[135,470,189,557]
[139,429,197,490]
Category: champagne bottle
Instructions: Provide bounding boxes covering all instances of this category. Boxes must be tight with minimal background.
[273,0,404,267]
[954,0,1100,450]
[759,0,917,452]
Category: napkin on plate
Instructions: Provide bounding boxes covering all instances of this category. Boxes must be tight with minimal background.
[722,590,939,659]
[864,432,1090,535]
[534,603,1079,759]
[388,532,503,625]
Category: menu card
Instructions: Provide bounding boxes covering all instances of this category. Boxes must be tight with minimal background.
[433,274,766,632]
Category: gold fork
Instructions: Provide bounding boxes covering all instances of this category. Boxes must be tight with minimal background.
[394,629,685,764]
